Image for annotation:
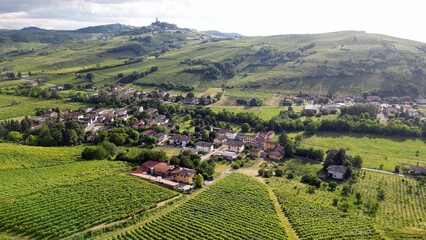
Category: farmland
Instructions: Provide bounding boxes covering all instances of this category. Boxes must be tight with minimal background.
[0,164,178,239]
[354,171,426,238]
[299,132,426,171]
[112,173,287,240]
[269,177,379,239]
[0,94,87,120]
[0,142,83,170]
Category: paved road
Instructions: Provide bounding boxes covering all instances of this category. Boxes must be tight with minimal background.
[361,167,416,178]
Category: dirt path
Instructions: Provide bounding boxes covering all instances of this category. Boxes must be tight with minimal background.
[64,195,182,240]
[266,187,300,240]
[239,159,299,240]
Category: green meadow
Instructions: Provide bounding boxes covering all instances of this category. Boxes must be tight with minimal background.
[300,132,426,171]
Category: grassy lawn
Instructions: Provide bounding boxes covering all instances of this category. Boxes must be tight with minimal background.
[300,132,426,171]
[0,94,87,120]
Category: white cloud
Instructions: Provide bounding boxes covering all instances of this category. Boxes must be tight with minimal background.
[0,0,425,42]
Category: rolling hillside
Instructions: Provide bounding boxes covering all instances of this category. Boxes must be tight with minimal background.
[1,23,425,98]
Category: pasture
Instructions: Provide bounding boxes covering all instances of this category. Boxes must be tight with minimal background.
[300,132,426,172]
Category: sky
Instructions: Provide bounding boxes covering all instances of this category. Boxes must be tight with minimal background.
[0,0,425,42]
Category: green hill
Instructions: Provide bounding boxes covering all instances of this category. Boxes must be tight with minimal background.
[1,24,425,98]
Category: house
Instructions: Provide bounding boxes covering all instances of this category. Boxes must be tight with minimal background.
[214,151,238,160]
[243,134,258,145]
[366,96,382,103]
[283,98,293,106]
[133,106,144,113]
[171,167,197,184]
[213,134,228,145]
[321,105,338,114]
[195,141,214,153]
[153,115,169,126]
[410,165,426,175]
[215,129,238,140]
[406,108,418,117]
[132,121,146,129]
[327,165,348,180]
[183,98,200,105]
[268,146,285,160]
[154,132,168,142]
[415,99,426,105]
[81,107,93,113]
[263,141,279,151]
[135,160,175,177]
[250,146,262,157]
[141,129,156,137]
[226,140,245,153]
[387,97,400,104]
[303,105,320,115]
[353,96,364,103]
[146,108,158,115]
[294,97,305,105]
[169,134,192,147]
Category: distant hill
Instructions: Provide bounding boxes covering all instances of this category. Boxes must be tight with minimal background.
[21,26,46,31]
[202,30,243,38]
[1,27,425,97]
[75,23,134,34]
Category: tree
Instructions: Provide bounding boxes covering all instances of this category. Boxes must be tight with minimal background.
[186,92,195,99]
[278,132,288,145]
[275,168,284,177]
[81,146,108,160]
[7,131,22,141]
[85,73,95,82]
[241,123,251,133]
[328,181,337,191]
[355,192,362,204]
[100,141,117,157]
[194,173,204,188]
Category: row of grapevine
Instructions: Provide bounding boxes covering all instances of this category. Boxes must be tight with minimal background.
[273,184,379,239]
[112,173,287,240]
[353,171,426,237]
[0,175,177,239]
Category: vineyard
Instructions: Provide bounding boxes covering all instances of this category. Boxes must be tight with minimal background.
[0,173,177,239]
[353,171,426,238]
[112,173,287,240]
[270,178,379,239]
[0,142,83,170]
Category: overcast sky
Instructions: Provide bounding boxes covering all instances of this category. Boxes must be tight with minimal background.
[0,0,424,42]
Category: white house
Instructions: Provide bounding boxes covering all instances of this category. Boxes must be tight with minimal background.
[195,141,214,153]
[327,165,348,180]
[226,140,245,153]
[169,134,192,147]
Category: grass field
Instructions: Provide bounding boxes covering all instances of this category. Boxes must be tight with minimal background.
[0,94,87,120]
[0,160,178,239]
[0,143,84,170]
[113,173,287,240]
[300,132,426,172]
[210,105,285,120]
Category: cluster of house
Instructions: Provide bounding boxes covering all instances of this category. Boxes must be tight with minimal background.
[284,94,423,117]
[211,129,285,161]
[285,94,424,106]
[28,105,171,142]
[131,160,197,190]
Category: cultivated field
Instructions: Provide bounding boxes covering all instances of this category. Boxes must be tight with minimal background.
[0,161,177,239]
[0,143,83,170]
[300,132,426,171]
[113,173,287,240]
[354,171,426,238]
[269,178,379,239]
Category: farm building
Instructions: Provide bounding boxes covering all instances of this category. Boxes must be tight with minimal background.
[327,165,348,180]
[171,167,197,184]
